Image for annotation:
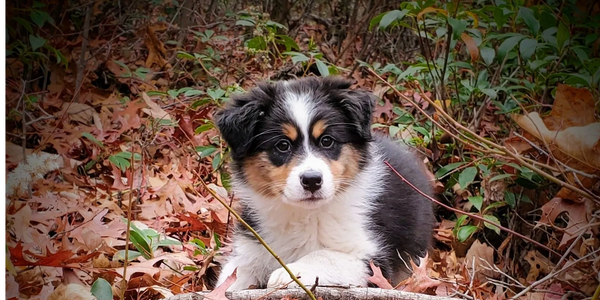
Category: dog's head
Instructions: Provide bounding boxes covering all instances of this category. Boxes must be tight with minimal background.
[215,77,375,209]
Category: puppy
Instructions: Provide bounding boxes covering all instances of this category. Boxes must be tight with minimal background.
[214,77,434,291]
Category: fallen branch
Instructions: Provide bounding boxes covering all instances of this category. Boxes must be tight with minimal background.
[164,287,460,300]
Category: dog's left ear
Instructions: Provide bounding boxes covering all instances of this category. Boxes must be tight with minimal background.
[323,77,375,140]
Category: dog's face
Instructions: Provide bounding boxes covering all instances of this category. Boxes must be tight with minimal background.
[215,77,374,209]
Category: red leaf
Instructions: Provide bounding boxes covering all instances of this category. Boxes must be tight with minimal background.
[368,261,393,289]
[206,268,237,300]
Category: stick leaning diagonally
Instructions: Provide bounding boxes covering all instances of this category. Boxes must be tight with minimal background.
[192,170,318,300]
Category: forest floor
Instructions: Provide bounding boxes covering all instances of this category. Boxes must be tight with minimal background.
[5,1,600,300]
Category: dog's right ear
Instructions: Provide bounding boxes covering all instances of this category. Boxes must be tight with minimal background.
[214,83,274,161]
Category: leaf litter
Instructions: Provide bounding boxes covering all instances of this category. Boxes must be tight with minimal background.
[5,3,599,300]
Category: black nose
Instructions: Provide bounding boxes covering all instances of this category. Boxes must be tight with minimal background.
[300,171,322,193]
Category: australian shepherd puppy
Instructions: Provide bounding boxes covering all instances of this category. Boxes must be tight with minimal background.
[214,77,434,291]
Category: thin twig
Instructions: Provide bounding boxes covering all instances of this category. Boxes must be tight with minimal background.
[192,171,317,300]
[121,137,137,300]
[383,161,561,257]
[74,4,92,103]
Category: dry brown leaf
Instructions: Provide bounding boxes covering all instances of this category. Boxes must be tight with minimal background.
[141,92,172,122]
[544,84,596,129]
[460,33,479,63]
[59,102,98,125]
[465,240,497,282]
[538,197,592,248]
[397,254,442,293]
[523,250,554,283]
[144,23,168,68]
[513,112,600,170]
[368,261,394,289]
[47,284,96,300]
[206,268,237,300]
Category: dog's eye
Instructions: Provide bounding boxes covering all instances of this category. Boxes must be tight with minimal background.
[320,136,335,149]
[275,140,291,152]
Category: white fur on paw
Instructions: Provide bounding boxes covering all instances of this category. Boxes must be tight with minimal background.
[267,263,318,289]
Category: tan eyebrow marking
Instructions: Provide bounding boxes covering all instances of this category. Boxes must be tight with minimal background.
[282,123,298,141]
[311,120,327,139]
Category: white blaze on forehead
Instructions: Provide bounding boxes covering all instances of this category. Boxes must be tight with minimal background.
[284,91,315,146]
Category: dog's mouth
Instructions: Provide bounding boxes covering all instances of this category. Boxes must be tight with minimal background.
[299,195,324,202]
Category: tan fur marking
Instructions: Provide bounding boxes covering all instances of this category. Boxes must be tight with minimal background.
[328,145,361,192]
[311,120,327,139]
[243,153,299,198]
[282,123,298,141]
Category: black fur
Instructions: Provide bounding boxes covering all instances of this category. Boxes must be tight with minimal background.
[214,76,434,288]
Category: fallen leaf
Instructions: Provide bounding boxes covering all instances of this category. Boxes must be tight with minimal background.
[206,268,237,300]
[537,197,592,249]
[368,261,393,289]
[544,84,596,129]
[141,92,172,122]
[513,112,600,170]
[397,254,442,293]
[465,240,498,282]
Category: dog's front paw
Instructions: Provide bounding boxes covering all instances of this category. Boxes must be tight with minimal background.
[267,263,318,289]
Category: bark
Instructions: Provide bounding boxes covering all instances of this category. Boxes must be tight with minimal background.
[164,287,460,300]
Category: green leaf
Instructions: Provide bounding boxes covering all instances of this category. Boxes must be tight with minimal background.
[29,35,46,51]
[369,12,386,30]
[113,250,142,261]
[276,35,299,51]
[435,162,465,178]
[457,225,478,242]
[448,17,468,39]
[458,166,478,189]
[483,215,501,235]
[380,10,409,29]
[284,52,310,64]
[177,51,195,60]
[247,36,267,50]
[190,238,206,249]
[493,7,510,30]
[212,152,222,170]
[158,238,182,247]
[184,89,204,97]
[195,123,214,134]
[196,146,217,158]
[517,7,540,36]
[146,91,169,97]
[91,278,113,300]
[13,17,34,34]
[557,22,570,51]
[519,38,538,60]
[315,59,329,77]
[235,19,255,27]
[481,88,497,99]
[504,191,516,208]
[456,215,468,227]
[108,155,130,172]
[497,35,524,62]
[480,47,495,66]
[468,196,483,211]
[490,173,513,182]
[30,10,53,27]
[207,88,226,100]
[214,232,222,250]
[129,230,152,259]
[81,132,104,148]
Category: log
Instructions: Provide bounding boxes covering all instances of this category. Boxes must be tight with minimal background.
[164,287,460,300]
